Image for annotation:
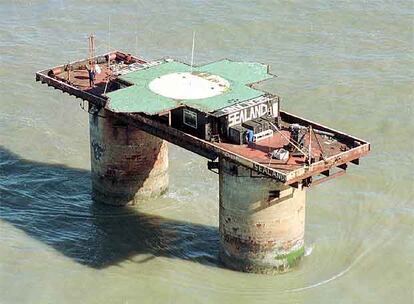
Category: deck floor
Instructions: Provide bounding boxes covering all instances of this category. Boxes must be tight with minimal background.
[55,63,112,95]
[37,52,368,183]
[215,130,348,173]
[56,63,350,174]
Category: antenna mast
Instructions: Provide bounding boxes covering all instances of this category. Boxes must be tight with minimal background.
[88,34,95,64]
[190,31,195,73]
[108,16,111,53]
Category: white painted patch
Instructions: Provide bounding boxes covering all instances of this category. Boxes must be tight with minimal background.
[148,72,230,100]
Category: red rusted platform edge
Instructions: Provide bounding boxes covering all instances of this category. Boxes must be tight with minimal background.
[35,52,370,186]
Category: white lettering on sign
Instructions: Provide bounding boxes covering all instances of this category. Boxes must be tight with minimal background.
[227,103,269,127]
[253,163,286,181]
[215,97,269,117]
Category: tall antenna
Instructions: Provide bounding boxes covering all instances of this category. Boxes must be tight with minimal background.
[108,16,111,52]
[308,125,312,165]
[135,35,139,57]
[135,2,139,56]
[190,31,195,73]
[104,16,112,94]
[135,22,139,56]
[108,16,111,67]
[88,34,95,63]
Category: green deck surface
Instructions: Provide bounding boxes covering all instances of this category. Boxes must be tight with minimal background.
[106,59,272,115]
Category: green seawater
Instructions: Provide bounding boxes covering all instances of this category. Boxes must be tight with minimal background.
[0,1,413,303]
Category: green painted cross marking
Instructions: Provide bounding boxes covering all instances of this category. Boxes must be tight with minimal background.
[106,59,272,115]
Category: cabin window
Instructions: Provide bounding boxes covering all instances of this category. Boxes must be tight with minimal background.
[183,109,197,129]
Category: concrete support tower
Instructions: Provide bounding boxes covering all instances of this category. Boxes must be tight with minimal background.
[89,108,168,206]
[219,158,306,273]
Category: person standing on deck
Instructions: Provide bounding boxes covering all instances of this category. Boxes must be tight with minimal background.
[246,129,254,145]
[86,61,96,87]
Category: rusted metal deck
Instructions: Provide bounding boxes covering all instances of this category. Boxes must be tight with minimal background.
[35,51,370,187]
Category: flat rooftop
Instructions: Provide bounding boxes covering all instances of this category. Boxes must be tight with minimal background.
[106,59,272,114]
[36,51,370,187]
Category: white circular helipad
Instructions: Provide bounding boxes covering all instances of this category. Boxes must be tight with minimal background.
[148,72,230,100]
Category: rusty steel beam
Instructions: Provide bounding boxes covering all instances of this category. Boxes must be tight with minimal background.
[284,142,370,186]
[36,71,108,107]
[309,169,346,187]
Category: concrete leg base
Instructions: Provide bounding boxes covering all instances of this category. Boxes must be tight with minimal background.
[219,242,305,274]
[89,109,168,206]
[219,158,306,274]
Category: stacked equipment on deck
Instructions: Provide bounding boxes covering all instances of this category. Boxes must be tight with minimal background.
[228,116,274,145]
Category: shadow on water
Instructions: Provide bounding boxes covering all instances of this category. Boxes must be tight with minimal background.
[0,147,220,269]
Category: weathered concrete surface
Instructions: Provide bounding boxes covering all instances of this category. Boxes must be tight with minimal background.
[89,108,168,206]
[219,157,306,274]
